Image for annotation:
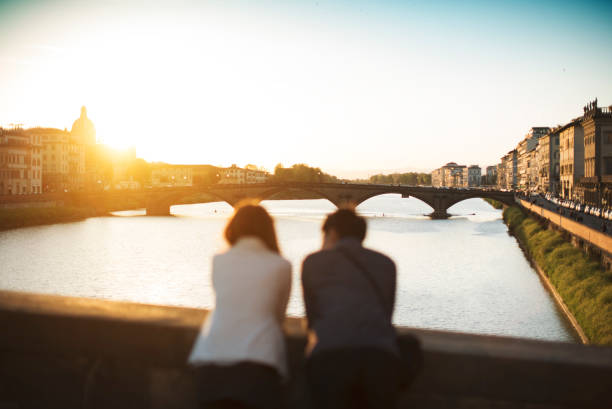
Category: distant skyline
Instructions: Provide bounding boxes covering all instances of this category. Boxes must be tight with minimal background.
[1,0,611,178]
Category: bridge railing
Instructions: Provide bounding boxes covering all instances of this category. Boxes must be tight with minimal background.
[0,290,610,409]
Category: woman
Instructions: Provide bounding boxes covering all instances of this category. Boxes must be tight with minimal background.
[189,203,292,409]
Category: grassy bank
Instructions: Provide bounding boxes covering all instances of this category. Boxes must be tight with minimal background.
[484,198,504,209]
[0,207,98,231]
[503,206,612,345]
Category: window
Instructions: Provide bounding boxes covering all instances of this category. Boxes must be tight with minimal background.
[605,157,612,175]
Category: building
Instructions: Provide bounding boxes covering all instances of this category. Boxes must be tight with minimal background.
[151,163,193,187]
[578,99,612,207]
[219,164,268,184]
[432,162,464,187]
[467,165,481,187]
[70,106,99,189]
[485,166,497,186]
[559,120,584,199]
[516,138,529,190]
[497,163,506,190]
[220,164,246,184]
[527,149,539,192]
[536,129,560,194]
[517,127,549,192]
[32,127,86,192]
[0,127,43,195]
[501,150,517,190]
[245,167,268,184]
[431,167,444,187]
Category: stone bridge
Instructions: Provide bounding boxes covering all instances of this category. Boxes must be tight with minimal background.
[144,183,516,218]
[0,183,515,219]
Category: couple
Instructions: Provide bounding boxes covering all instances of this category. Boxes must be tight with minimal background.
[188,202,402,409]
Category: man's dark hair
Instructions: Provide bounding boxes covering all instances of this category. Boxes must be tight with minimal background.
[322,207,366,242]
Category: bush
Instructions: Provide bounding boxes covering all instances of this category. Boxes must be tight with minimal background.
[503,206,612,345]
[484,198,504,209]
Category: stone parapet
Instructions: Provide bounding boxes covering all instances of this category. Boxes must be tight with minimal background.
[1,290,611,408]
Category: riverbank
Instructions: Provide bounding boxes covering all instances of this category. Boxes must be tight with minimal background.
[503,206,612,345]
[484,198,504,209]
[0,207,99,231]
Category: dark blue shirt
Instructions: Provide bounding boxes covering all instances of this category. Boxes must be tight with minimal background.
[301,238,398,356]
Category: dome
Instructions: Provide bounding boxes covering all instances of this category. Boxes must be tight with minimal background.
[71,106,96,145]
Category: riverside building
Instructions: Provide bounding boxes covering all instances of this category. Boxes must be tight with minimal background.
[536,129,560,194]
[70,106,100,189]
[0,127,43,195]
[577,99,612,207]
[432,162,464,187]
[517,127,549,192]
[497,163,506,189]
[467,165,481,187]
[151,163,193,187]
[501,150,517,190]
[35,127,86,192]
[559,119,584,200]
[219,164,268,184]
[485,165,497,186]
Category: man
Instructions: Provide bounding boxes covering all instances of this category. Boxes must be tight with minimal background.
[301,208,400,409]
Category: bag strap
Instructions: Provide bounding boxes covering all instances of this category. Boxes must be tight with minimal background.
[335,246,392,316]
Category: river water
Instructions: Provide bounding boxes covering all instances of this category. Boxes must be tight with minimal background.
[0,195,577,342]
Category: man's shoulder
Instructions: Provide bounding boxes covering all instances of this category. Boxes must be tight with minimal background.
[362,247,395,264]
[303,249,338,267]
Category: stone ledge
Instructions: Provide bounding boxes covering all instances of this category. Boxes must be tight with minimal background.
[1,290,611,409]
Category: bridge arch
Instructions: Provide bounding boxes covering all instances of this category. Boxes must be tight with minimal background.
[354,192,435,213]
[255,187,340,207]
[146,190,239,215]
[443,195,515,211]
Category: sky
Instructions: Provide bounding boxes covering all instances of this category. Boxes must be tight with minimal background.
[1,0,611,177]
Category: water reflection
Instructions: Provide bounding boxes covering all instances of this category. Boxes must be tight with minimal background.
[0,195,577,342]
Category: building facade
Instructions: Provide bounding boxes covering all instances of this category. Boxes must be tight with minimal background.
[33,128,86,192]
[578,100,612,207]
[559,120,584,199]
[536,130,560,194]
[485,165,497,186]
[151,164,193,187]
[467,165,481,187]
[496,163,505,189]
[432,162,464,187]
[70,106,99,190]
[517,127,549,192]
[0,127,43,195]
[501,150,517,190]
[219,164,268,184]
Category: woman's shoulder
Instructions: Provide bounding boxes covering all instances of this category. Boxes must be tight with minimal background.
[214,246,290,269]
[266,252,291,273]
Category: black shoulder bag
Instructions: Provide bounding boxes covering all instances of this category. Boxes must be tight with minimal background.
[335,246,423,389]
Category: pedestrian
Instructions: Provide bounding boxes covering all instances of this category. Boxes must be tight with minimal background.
[301,207,417,409]
[189,202,292,409]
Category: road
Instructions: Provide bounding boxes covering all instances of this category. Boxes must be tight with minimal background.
[521,195,612,237]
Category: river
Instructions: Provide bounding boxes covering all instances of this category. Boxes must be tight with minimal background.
[0,195,577,342]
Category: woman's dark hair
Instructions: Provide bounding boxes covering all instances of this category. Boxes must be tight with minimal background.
[322,207,366,242]
[224,201,280,253]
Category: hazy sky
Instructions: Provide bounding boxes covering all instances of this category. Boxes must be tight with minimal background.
[1,0,611,177]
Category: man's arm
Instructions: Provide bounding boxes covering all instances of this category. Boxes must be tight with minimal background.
[301,256,316,329]
[276,260,292,324]
[302,255,323,356]
[388,259,397,320]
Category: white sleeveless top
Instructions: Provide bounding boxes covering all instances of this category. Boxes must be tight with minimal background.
[188,237,292,377]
